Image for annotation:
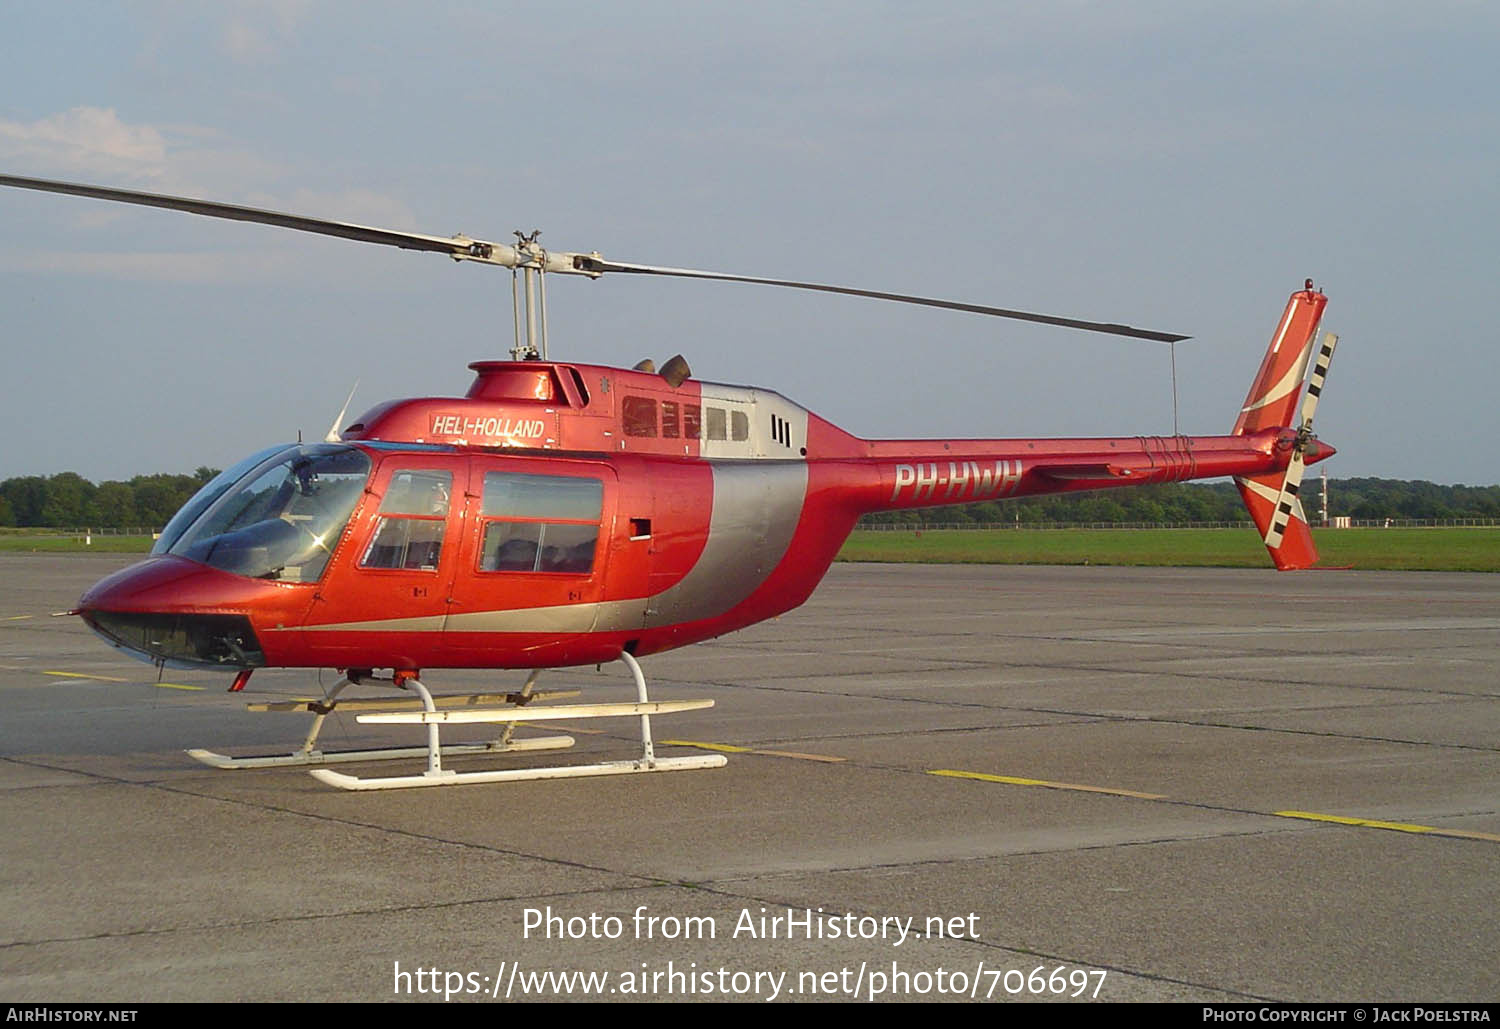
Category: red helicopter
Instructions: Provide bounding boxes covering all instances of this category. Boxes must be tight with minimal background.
[1,174,1339,790]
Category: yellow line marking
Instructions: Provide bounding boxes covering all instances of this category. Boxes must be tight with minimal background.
[663,740,845,763]
[42,670,205,691]
[664,740,749,753]
[1275,810,1500,842]
[2,615,34,622]
[1275,810,1433,833]
[929,768,1166,800]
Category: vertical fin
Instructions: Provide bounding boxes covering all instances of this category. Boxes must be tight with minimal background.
[1232,286,1327,436]
[1232,288,1335,571]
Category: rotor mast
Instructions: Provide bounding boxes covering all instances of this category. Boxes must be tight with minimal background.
[509,231,549,361]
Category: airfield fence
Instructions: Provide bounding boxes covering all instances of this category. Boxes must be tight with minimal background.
[0,527,161,538]
[858,518,1500,530]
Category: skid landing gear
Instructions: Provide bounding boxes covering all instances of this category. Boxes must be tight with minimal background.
[189,654,726,790]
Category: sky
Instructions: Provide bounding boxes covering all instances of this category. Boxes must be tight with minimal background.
[1,2,1496,485]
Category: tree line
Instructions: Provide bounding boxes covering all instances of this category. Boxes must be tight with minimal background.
[1,468,1497,530]
[862,478,1500,526]
[0,469,219,529]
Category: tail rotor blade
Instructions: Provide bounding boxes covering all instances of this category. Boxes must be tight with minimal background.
[1264,450,1307,549]
[1266,332,1338,549]
[1297,332,1339,431]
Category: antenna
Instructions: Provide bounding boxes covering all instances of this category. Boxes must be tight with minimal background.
[324,381,360,443]
[1169,340,1180,436]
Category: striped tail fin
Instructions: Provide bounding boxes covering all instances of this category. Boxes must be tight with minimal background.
[1233,285,1333,571]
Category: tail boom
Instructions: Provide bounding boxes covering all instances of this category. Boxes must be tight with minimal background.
[846,428,1311,515]
[803,284,1340,571]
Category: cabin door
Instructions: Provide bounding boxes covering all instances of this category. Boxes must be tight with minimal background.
[443,458,615,649]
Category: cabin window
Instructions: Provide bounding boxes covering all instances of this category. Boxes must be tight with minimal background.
[361,470,452,571]
[682,403,702,440]
[705,407,727,441]
[481,472,601,520]
[661,401,680,439]
[478,471,603,574]
[731,410,750,442]
[622,395,658,437]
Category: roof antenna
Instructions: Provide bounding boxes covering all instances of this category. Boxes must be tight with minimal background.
[324,381,360,442]
[1170,340,1179,436]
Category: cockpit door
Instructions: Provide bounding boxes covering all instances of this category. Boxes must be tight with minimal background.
[313,455,472,640]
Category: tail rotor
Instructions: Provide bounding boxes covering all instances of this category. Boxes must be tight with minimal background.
[1263,332,1338,549]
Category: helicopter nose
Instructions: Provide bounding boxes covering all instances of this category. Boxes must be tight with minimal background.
[77,555,269,669]
[80,553,219,612]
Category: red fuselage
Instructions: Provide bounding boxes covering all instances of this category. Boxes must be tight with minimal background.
[79,308,1333,677]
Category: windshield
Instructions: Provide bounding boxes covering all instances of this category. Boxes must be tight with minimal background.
[168,444,372,582]
[153,444,295,555]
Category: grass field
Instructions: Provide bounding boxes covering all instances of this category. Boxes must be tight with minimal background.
[837,527,1500,572]
[0,531,154,553]
[2,527,1495,570]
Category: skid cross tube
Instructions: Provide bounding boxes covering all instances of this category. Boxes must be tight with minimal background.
[309,654,726,790]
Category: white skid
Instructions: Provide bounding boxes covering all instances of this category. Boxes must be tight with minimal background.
[187,735,574,770]
[309,753,727,791]
[191,657,729,790]
[357,699,714,725]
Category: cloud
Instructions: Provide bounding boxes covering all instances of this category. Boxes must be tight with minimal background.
[0,105,421,271]
[220,0,312,65]
[0,107,168,182]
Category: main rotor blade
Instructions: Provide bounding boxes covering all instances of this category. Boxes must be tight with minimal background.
[0,173,507,263]
[2,173,1191,342]
[584,259,1190,342]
